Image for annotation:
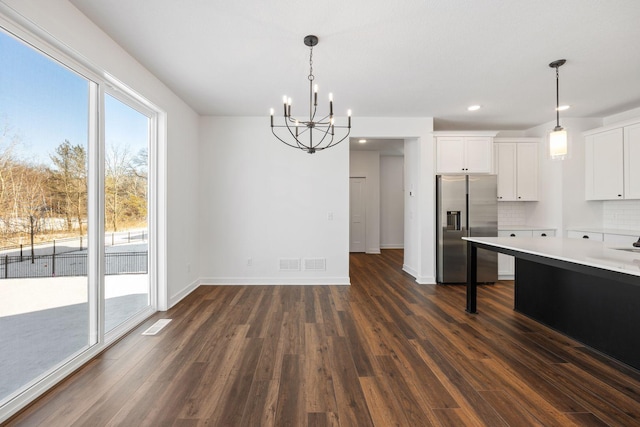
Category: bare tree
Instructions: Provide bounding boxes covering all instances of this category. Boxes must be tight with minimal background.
[49,140,87,234]
[0,122,20,246]
[105,144,133,232]
[11,163,49,261]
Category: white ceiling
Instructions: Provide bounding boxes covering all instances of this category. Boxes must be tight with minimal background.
[70,0,640,131]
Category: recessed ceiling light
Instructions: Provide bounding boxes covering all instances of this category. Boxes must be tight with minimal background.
[556,105,570,111]
[358,139,367,143]
[467,105,481,111]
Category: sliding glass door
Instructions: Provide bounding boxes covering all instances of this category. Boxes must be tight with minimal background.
[0,21,159,413]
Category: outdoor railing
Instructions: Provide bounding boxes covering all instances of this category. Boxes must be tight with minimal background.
[0,252,148,279]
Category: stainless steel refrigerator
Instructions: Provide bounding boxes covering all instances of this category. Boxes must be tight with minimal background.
[436,175,498,284]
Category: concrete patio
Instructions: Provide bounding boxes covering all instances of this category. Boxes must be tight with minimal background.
[0,274,149,403]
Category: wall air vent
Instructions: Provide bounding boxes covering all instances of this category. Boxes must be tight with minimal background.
[304,258,326,271]
[279,258,301,271]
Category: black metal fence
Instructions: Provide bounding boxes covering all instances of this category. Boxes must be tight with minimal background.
[0,252,148,279]
[0,230,147,259]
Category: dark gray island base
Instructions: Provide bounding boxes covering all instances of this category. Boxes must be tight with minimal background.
[464,237,640,371]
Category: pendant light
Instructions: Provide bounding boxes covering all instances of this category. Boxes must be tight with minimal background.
[549,59,568,159]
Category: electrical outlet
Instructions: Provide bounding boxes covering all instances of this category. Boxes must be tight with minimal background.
[328,212,334,220]
[247,258,252,267]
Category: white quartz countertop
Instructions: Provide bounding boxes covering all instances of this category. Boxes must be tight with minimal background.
[498,225,556,231]
[463,236,640,277]
[567,228,640,236]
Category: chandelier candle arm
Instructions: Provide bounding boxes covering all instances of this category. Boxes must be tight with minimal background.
[270,35,351,154]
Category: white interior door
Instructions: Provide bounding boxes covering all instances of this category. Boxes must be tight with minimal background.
[350,177,366,252]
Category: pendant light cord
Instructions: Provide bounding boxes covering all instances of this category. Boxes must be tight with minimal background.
[555,65,560,128]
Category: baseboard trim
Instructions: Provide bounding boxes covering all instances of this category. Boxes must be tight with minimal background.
[200,277,351,286]
[414,276,436,285]
[380,244,404,249]
[403,264,418,278]
[402,264,435,284]
[168,278,201,309]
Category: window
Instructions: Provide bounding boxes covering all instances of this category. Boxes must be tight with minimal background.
[0,19,162,418]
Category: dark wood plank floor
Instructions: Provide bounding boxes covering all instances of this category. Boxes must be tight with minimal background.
[7,249,640,426]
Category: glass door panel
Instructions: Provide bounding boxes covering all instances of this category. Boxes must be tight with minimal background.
[104,94,150,332]
[0,29,91,404]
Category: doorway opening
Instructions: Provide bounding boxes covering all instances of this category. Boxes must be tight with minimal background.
[348,138,405,255]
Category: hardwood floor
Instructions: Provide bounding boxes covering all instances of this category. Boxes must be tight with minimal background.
[7,249,640,426]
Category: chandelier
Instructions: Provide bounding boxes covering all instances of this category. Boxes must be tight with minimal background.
[270,35,351,154]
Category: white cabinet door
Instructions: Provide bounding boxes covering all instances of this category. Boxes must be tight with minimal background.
[586,128,624,200]
[496,143,516,201]
[497,253,514,277]
[567,230,604,241]
[436,136,493,173]
[464,137,493,173]
[436,137,466,173]
[624,123,640,199]
[495,142,538,201]
[516,143,538,201]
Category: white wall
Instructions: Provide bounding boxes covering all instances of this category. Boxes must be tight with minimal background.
[525,118,602,235]
[199,117,350,285]
[380,156,404,248]
[1,0,202,307]
[350,151,381,253]
[403,138,420,275]
[198,117,434,285]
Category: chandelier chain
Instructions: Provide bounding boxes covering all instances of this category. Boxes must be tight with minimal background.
[308,46,314,81]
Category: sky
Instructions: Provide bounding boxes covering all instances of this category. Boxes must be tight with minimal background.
[0,28,148,166]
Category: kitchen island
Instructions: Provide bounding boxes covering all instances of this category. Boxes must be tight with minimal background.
[463,236,640,370]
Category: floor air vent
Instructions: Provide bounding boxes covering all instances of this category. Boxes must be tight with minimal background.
[142,319,172,336]
[279,258,301,271]
[304,258,326,271]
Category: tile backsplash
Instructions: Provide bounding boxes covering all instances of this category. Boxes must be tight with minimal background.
[603,200,640,230]
[498,202,527,226]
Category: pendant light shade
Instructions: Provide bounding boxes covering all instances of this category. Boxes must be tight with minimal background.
[549,128,568,158]
[549,59,568,160]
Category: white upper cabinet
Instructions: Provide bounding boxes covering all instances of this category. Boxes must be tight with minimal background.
[624,123,640,199]
[435,132,497,174]
[516,143,539,200]
[584,120,640,200]
[436,137,466,172]
[494,139,539,201]
[585,128,624,200]
[496,143,516,200]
